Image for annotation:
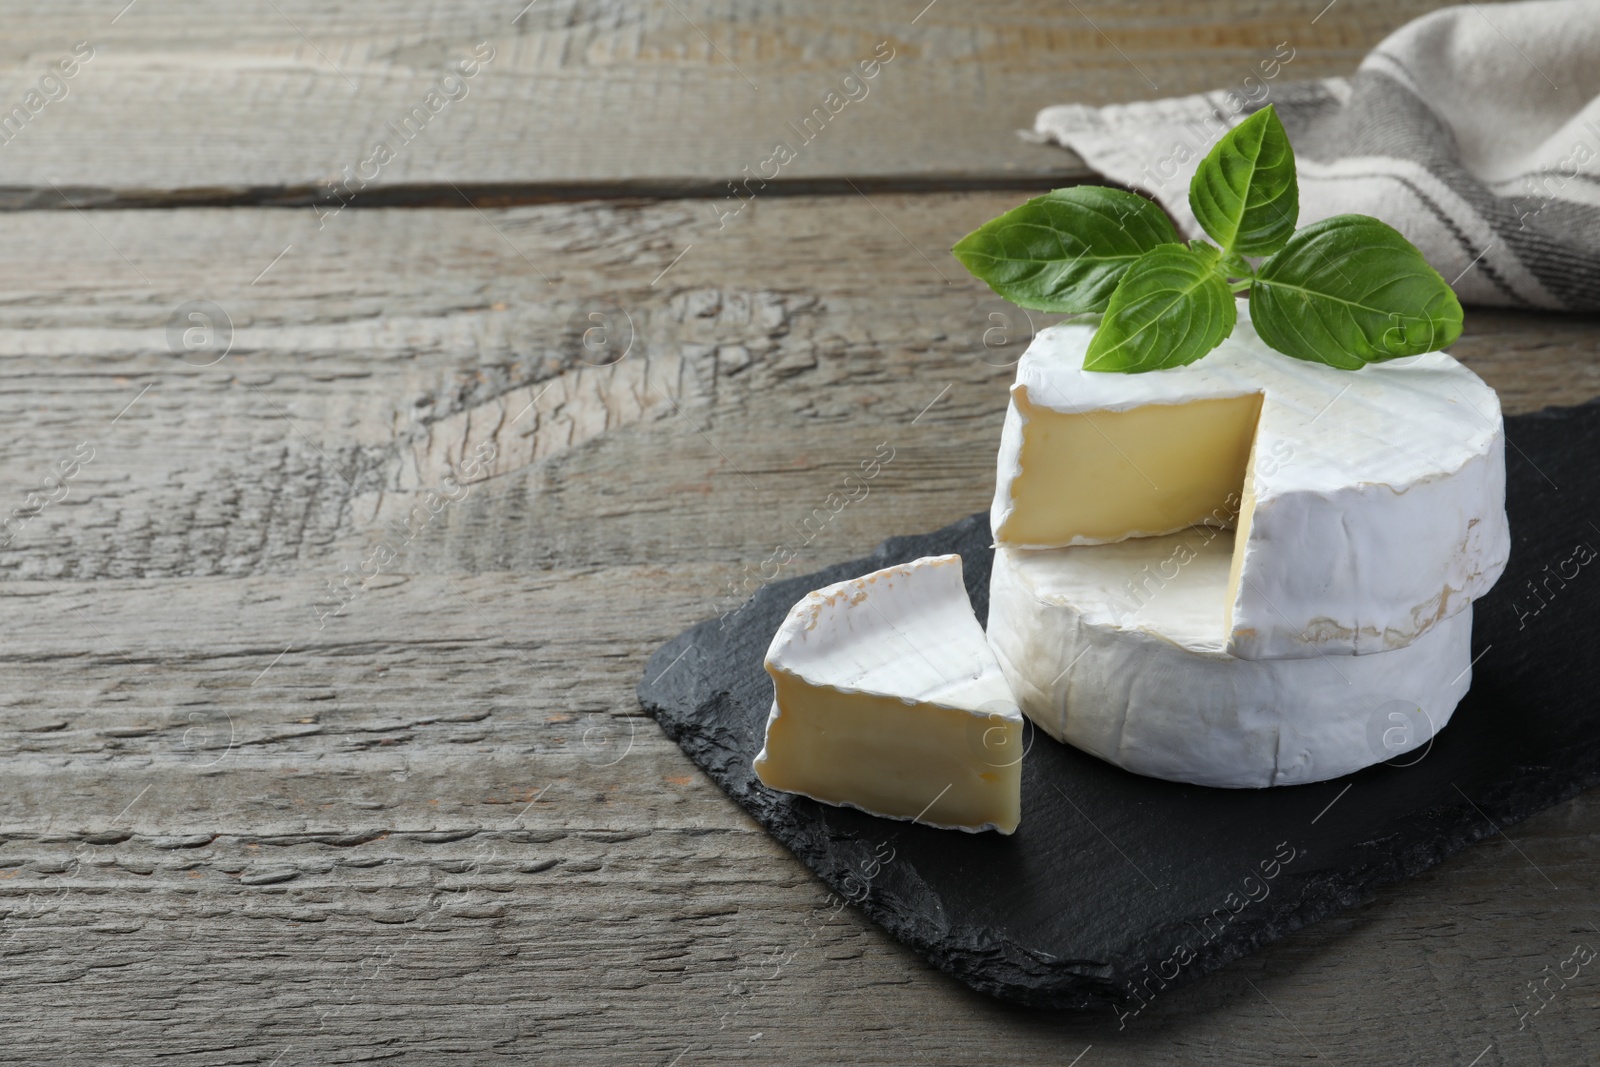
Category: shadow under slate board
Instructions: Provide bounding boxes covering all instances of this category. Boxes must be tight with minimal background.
[637,400,1600,1012]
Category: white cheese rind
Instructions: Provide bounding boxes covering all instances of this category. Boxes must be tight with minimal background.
[756,554,1023,833]
[988,540,1474,788]
[990,312,1510,659]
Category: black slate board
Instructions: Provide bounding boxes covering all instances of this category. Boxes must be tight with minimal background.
[638,400,1600,1013]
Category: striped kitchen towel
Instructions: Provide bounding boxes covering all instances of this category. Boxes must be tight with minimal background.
[1033,0,1600,311]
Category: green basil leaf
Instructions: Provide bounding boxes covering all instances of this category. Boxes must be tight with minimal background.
[1220,250,1254,281]
[1083,244,1237,373]
[1249,215,1463,369]
[951,187,1179,313]
[1189,105,1297,257]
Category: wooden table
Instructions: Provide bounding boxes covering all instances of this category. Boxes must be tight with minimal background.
[1,2,1595,1063]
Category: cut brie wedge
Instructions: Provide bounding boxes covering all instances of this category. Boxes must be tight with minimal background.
[987,535,1474,789]
[755,554,1023,834]
[991,313,1510,659]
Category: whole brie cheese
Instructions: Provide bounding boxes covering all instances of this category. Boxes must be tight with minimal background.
[755,554,1023,834]
[987,533,1474,789]
[990,313,1510,659]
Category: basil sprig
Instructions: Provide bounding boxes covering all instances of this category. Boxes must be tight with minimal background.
[953,105,1463,373]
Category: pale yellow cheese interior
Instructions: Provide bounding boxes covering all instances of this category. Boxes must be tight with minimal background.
[998,387,1264,546]
[755,670,1021,833]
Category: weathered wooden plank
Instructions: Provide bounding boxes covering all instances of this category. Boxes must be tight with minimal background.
[0,792,1594,1063]
[0,566,740,833]
[0,194,1596,1063]
[0,197,1591,582]
[0,0,1457,203]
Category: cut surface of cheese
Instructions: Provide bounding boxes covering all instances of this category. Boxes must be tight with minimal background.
[991,312,1509,659]
[1002,388,1262,546]
[756,554,1023,834]
[987,537,1474,789]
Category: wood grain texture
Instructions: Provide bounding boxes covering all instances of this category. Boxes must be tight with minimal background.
[0,0,1459,204]
[0,193,1596,1063]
